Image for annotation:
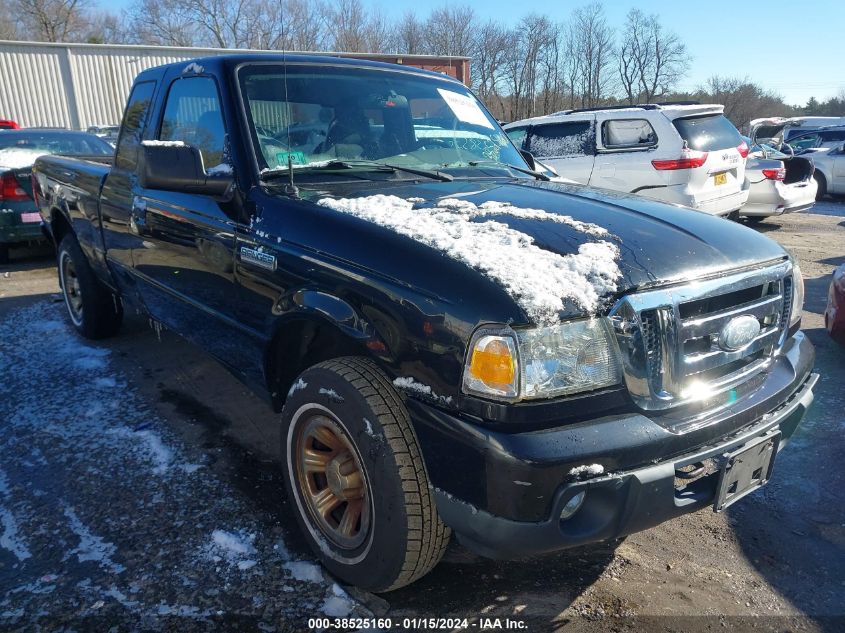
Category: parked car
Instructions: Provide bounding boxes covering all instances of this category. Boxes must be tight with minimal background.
[826,264,845,345]
[504,104,749,216]
[741,138,817,221]
[782,126,845,153]
[0,129,113,264]
[750,116,845,147]
[86,124,120,146]
[0,119,20,130]
[33,55,816,592]
[798,141,845,199]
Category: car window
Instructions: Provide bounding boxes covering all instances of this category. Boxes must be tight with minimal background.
[0,132,112,155]
[789,134,820,151]
[673,114,742,152]
[602,119,657,149]
[115,81,155,171]
[159,76,226,170]
[505,127,528,150]
[820,130,845,143]
[239,65,523,172]
[526,121,595,158]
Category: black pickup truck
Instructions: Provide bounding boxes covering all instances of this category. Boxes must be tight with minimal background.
[33,55,817,592]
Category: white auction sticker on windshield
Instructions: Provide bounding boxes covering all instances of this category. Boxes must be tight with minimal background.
[437,88,494,129]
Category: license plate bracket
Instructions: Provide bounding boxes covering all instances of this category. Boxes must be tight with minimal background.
[714,431,780,512]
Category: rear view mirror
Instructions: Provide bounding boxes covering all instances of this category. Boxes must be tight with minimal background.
[520,149,537,171]
[138,143,232,197]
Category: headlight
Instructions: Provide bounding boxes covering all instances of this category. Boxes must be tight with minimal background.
[790,263,804,328]
[462,319,622,402]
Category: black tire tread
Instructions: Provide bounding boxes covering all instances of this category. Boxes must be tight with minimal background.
[58,234,122,339]
[313,356,450,591]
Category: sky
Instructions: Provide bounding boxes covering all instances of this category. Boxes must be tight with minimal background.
[99,0,844,106]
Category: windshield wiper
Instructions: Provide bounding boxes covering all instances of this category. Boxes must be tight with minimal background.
[467,160,550,181]
[262,159,453,182]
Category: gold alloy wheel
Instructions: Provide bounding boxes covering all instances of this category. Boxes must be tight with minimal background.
[295,413,371,550]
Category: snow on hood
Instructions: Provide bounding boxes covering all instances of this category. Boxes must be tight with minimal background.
[317,194,621,324]
[0,148,47,170]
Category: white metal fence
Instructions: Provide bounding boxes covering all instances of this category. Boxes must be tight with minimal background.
[0,40,470,131]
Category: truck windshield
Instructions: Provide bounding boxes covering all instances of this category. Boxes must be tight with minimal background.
[238,64,525,176]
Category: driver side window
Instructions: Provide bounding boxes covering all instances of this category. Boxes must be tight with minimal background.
[159,77,226,170]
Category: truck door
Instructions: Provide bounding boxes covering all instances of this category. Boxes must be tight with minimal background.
[100,81,156,282]
[131,74,252,371]
[524,117,596,184]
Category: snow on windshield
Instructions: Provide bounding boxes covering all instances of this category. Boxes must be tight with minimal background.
[317,194,620,323]
[0,148,48,170]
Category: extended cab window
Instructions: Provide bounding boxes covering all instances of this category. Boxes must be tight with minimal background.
[115,81,155,170]
[159,77,226,170]
[526,121,595,158]
[673,114,742,152]
[602,119,657,149]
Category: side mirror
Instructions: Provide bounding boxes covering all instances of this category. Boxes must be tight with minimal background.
[138,143,233,197]
[520,149,537,171]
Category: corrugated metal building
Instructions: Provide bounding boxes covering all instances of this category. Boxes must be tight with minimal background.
[0,40,471,130]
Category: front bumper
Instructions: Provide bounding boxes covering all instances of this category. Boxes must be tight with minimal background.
[411,332,816,559]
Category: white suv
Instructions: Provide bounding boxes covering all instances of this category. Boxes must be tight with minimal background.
[504,104,749,216]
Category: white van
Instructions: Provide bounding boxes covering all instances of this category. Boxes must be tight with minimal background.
[504,104,749,216]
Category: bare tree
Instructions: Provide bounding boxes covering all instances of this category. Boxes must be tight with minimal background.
[11,0,95,42]
[571,3,615,107]
[472,19,510,115]
[126,0,200,46]
[395,11,425,55]
[617,8,689,104]
[422,5,476,57]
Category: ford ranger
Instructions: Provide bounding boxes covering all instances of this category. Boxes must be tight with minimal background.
[33,55,817,592]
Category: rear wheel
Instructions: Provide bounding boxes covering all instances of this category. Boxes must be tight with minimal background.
[58,234,123,339]
[814,172,827,200]
[0,244,9,265]
[281,357,450,592]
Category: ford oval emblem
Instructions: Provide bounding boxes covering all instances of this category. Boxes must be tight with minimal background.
[719,315,761,351]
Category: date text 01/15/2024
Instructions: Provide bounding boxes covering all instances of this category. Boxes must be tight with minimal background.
[307,618,528,629]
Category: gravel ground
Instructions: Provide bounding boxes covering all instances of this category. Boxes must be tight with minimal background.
[0,201,843,632]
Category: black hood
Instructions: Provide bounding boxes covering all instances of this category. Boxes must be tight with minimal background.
[300,178,788,300]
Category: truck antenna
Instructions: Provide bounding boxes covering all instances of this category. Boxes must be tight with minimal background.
[285,154,299,199]
[281,47,299,199]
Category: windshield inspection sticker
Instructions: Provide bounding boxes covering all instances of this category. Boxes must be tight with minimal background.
[240,246,276,271]
[437,88,494,129]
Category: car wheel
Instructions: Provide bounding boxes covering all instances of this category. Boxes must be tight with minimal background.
[58,234,123,339]
[0,244,9,265]
[281,356,450,592]
[744,216,765,225]
[814,173,827,201]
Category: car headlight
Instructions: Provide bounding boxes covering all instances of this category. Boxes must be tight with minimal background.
[462,319,622,402]
[790,263,804,328]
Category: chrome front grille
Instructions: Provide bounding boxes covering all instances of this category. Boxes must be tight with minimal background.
[610,261,793,411]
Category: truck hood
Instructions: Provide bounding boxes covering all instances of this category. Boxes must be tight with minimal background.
[298,178,787,319]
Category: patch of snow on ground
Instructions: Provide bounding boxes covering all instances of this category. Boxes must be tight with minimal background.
[107,427,173,475]
[0,469,31,561]
[210,529,257,566]
[322,583,355,617]
[284,560,324,583]
[318,194,620,324]
[63,506,124,574]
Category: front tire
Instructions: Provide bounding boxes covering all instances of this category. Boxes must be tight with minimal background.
[58,234,123,339]
[281,357,450,592]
